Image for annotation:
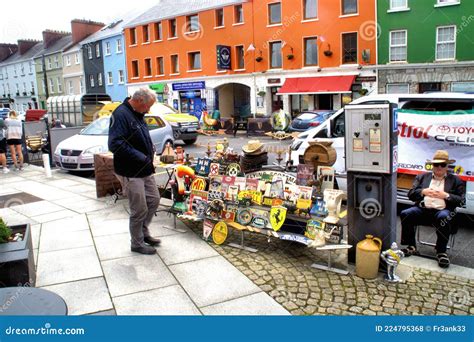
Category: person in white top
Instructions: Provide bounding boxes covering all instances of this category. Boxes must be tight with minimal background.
[400,150,465,269]
[0,118,8,173]
[4,110,24,171]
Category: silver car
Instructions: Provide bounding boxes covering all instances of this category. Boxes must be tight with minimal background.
[54,114,174,171]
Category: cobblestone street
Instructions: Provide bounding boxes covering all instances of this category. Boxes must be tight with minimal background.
[186,222,474,316]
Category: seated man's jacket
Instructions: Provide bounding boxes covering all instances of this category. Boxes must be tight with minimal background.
[408,173,465,211]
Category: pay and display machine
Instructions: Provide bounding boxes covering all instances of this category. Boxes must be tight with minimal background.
[345,104,398,257]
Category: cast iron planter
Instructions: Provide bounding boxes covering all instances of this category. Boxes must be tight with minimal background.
[0,224,36,287]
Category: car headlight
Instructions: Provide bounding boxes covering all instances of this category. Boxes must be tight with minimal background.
[82,145,107,157]
[169,121,179,127]
[54,146,61,155]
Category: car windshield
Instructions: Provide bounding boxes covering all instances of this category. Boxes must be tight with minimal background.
[149,102,178,115]
[80,117,110,135]
[298,113,319,120]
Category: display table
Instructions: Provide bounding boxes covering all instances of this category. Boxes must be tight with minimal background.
[0,287,67,315]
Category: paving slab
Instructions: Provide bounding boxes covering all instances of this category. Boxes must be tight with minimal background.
[36,246,102,287]
[31,209,79,223]
[30,223,41,250]
[55,198,107,214]
[89,218,130,237]
[65,184,98,194]
[170,256,261,308]
[102,254,177,297]
[43,179,82,188]
[0,208,38,226]
[10,201,65,217]
[157,232,218,266]
[40,229,93,252]
[94,233,135,261]
[113,285,201,315]
[42,277,113,315]
[201,292,290,315]
[40,214,90,233]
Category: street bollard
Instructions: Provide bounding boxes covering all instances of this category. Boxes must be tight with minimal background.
[42,154,52,178]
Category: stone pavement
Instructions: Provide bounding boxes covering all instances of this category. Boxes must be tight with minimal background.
[1,165,473,316]
[0,165,288,316]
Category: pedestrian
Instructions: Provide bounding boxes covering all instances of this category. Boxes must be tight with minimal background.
[108,88,161,255]
[5,110,24,171]
[400,150,465,268]
[0,118,8,174]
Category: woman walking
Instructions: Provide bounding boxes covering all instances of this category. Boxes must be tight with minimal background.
[5,110,24,171]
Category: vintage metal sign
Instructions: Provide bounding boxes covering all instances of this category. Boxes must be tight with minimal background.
[270,206,287,231]
[246,171,296,185]
[203,220,214,240]
[212,221,228,245]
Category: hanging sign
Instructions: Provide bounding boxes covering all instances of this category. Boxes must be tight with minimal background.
[217,45,232,70]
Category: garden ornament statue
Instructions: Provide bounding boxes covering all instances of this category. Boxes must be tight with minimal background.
[380,242,405,283]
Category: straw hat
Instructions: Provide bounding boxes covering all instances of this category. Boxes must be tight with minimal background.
[426,150,455,164]
[242,140,264,155]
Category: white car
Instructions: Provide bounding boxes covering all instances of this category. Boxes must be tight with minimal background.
[54,114,174,171]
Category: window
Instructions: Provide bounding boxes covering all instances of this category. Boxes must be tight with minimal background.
[234,5,244,24]
[145,116,166,130]
[57,77,62,93]
[171,55,179,74]
[13,66,17,77]
[20,64,25,75]
[268,3,282,25]
[418,82,441,93]
[144,58,152,76]
[49,78,55,93]
[186,14,199,32]
[68,81,73,95]
[303,0,318,20]
[156,57,164,75]
[169,19,177,38]
[142,25,150,43]
[436,0,460,5]
[389,30,407,62]
[116,39,123,53]
[29,62,33,73]
[304,37,318,66]
[154,22,162,41]
[75,52,80,64]
[22,82,26,93]
[386,83,409,94]
[451,82,474,93]
[130,28,137,45]
[215,9,224,27]
[89,74,95,88]
[188,52,201,70]
[341,0,358,15]
[105,42,111,55]
[107,71,113,85]
[41,80,45,94]
[15,83,19,95]
[30,81,35,94]
[270,41,282,68]
[342,32,357,64]
[54,56,59,68]
[131,60,139,78]
[236,45,245,69]
[95,44,100,58]
[436,26,456,60]
[80,77,84,93]
[48,57,52,69]
[389,0,408,10]
[118,70,124,84]
[65,55,71,66]
[97,73,103,86]
[87,46,92,59]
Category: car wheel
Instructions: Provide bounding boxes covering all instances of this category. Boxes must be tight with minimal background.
[183,138,197,145]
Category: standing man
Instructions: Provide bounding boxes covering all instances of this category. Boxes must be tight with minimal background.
[108,89,161,255]
[400,150,465,268]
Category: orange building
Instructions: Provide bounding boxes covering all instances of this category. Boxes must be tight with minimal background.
[124,0,377,118]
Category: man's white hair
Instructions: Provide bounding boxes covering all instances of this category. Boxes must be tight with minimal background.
[132,88,156,103]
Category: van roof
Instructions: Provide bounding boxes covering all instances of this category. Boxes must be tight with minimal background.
[351,92,474,105]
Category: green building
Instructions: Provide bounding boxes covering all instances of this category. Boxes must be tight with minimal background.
[33,31,72,109]
[377,0,474,94]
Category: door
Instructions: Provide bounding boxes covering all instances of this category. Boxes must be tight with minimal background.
[318,94,333,110]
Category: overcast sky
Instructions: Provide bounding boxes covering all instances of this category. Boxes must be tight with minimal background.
[1,0,160,43]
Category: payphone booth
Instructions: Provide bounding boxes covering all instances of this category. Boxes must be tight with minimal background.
[345,104,398,257]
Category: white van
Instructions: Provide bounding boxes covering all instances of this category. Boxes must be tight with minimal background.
[289,93,474,217]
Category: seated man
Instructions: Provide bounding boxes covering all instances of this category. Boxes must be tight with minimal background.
[400,150,465,268]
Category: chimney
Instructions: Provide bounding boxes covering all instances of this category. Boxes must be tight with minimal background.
[42,30,70,48]
[0,43,18,62]
[71,19,105,44]
[18,39,41,55]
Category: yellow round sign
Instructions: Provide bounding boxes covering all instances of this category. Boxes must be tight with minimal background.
[191,177,207,191]
[212,221,228,245]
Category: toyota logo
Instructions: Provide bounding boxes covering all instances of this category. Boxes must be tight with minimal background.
[437,125,451,134]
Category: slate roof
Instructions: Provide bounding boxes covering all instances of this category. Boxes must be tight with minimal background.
[0,42,43,65]
[125,0,247,28]
[33,35,73,59]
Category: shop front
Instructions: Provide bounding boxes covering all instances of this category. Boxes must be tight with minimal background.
[172,81,206,119]
[149,83,169,103]
[277,75,357,116]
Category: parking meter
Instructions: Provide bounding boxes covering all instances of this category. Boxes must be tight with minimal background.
[345,104,398,257]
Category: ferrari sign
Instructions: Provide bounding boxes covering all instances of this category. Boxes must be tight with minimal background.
[270,206,287,231]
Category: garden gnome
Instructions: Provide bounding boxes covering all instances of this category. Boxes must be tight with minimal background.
[380,242,405,283]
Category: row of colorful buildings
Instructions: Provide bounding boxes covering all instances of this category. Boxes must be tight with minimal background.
[0,0,472,119]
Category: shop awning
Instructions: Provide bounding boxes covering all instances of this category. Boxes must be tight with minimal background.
[277,75,357,95]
